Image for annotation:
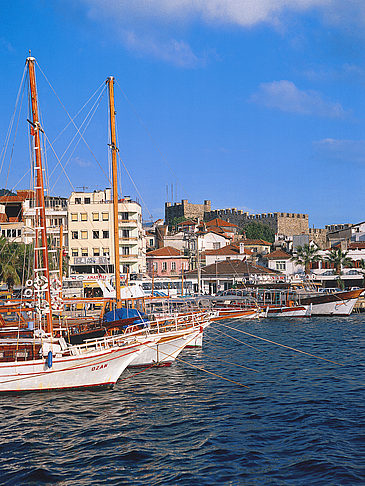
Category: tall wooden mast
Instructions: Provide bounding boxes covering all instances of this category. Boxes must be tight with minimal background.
[107,77,122,308]
[27,57,53,333]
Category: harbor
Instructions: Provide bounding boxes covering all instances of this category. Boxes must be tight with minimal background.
[0,315,363,485]
[1,2,365,485]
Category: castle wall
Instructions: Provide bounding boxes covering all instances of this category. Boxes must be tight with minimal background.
[204,209,309,237]
[165,199,211,224]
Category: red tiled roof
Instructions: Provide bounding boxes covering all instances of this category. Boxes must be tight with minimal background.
[196,229,231,238]
[243,239,272,246]
[178,219,197,226]
[206,218,238,228]
[203,244,252,256]
[348,242,365,250]
[264,249,292,260]
[186,259,278,277]
[146,246,185,257]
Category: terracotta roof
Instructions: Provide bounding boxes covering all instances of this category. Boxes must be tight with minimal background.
[348,242,365,250]
[203,244,252,256]
[178,219,197,226]
[186,259,278,277]
[206,218,238,228]
[196,229,231,238]
[146,246,185,257]
[243,239,272,246]
[264,249,292,260]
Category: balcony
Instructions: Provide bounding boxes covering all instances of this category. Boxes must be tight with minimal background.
[118,218,138,226]
[119,254,138,259]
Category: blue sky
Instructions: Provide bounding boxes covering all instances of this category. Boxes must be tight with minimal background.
[1,1,365,227]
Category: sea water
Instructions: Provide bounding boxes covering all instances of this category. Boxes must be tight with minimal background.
[0,316,363,485]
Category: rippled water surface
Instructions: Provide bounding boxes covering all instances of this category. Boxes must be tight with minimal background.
[0,316,364,485]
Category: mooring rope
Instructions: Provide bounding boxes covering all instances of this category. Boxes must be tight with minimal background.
[216,322,343,366]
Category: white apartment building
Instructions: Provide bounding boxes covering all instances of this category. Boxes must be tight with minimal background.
[68,189,145,276]
[0,191,67,247]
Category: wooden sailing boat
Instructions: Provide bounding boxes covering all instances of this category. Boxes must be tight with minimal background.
[105,76,212,366]
[0,57,155,393]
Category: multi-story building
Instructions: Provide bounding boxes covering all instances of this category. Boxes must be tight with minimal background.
[0,190,67,247]
[68,189,145,276]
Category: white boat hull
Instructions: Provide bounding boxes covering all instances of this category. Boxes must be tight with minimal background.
[266,305,311,318]
[310,298,358,316]
[129,328,201,367]
[0,342,146,393]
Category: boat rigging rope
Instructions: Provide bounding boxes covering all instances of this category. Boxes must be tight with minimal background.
[209,327,263,352]
[216,322,344,366]
[140,331,250,388]
[50,88,107,191]
[35,62,110,185]
[0,64,27,179]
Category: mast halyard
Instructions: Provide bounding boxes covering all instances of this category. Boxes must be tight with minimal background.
[27,57,53,334]
[107,76,122,308]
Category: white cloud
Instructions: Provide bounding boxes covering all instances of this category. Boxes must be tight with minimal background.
[314,138,365,163]
[250,80,346,118]
[121,31,202,68]
[83,0,365,28]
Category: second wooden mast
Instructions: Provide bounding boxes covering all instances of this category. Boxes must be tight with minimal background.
[107,77,122,308]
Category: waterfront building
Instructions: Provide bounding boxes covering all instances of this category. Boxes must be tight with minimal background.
[68,189,145,276]
[202,244,253,266]
[185,259,278,294]
[264,249,298,277]
[146,246,188,278]
[0,190,67,247]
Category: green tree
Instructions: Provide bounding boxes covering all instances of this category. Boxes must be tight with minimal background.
[240,222,275,243]
[168,216,188,231]
[291,244,322,274]
[325,248,352,275]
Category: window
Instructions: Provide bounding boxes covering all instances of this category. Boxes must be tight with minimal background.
[121,212,129,220]
[81,213,87,221]
[149,238,154,246]
[84,197,91,204]
[102,248,109,256]
[153,262,158,272]
[81,231,88,239]
[93,230,99,239]
[81,248,88,256]
[122,246,129,255]
[213,242,221,250]
[93,248,100,256]
[17,229,21,237]
[6,230,10,237]
[162,262,167,271]
[71,248,78,257]
[92,212,99,221]
[75,197,81,204]
[276,261,286,271]
[72,231,78,239]
[102,230,109,239]
[102,212,109,221]
[171,262,176,271]
[122,229,129,238]
[71,213,78,221]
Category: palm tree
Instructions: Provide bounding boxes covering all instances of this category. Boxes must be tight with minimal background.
[324,248,352,275]
[291,244,322,274]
